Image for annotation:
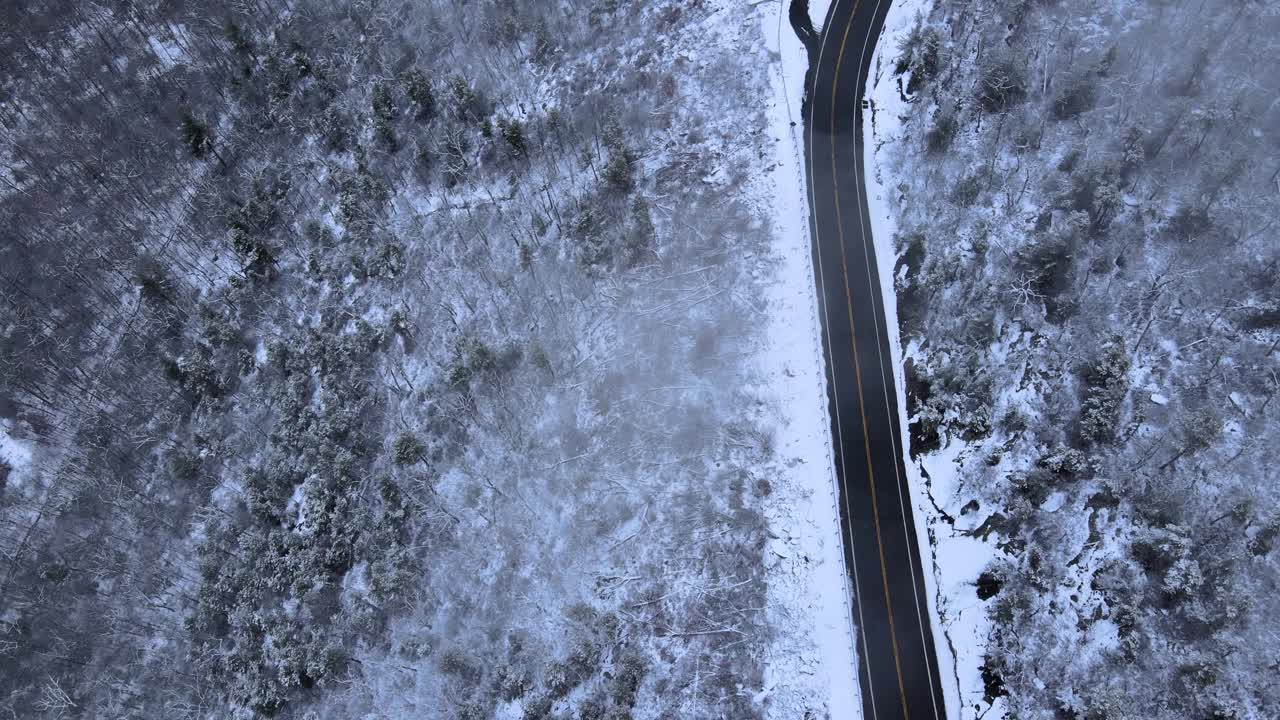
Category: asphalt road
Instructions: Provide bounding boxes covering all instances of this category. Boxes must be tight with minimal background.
[794,1,949,718]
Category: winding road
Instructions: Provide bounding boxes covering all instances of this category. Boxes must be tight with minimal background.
[794,1,949,718]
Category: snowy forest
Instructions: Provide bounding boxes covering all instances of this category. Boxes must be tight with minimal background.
[0,1,793,717]
[884,0,1279,717]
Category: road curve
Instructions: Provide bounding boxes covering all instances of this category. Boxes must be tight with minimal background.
[795,1,949,718]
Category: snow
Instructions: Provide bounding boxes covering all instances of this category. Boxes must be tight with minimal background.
[811,0,834,31]
[863,0,993,718]
[1040,492,1067,513]
[1228,391,1244,412]
[146,27,190,69]
[917,442,998,718]
[0,419,35,490]
[755,1,860,718]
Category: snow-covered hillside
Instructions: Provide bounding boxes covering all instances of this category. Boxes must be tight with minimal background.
[0,1,863,718]
[866,0,1280,718]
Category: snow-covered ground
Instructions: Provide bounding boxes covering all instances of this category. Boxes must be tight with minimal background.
[862,0,1280,714]
[752,1,860,718]
[863,0,993,718]
[0,420,35,491]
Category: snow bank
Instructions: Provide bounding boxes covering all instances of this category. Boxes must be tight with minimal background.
[811,0,834,30]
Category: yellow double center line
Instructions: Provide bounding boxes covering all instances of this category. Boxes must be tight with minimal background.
[826,2,911,718]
